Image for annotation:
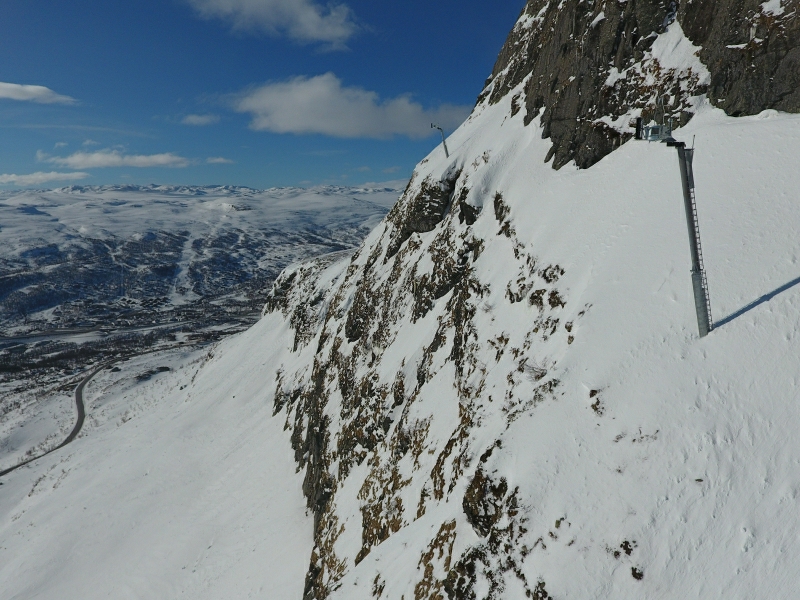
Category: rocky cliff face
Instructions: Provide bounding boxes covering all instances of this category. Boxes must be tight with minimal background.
[485,0,799,168]
[263,2,800,598]
[268,169,573,599]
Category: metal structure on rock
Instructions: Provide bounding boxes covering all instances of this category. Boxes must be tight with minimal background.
[667,139,713,337]
[633,115,713,337]
[431,123,450,158]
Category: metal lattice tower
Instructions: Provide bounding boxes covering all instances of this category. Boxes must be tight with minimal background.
[668,140,713,337]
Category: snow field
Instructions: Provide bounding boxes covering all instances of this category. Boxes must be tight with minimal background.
[0,319,312,599]
[385,94,800,597]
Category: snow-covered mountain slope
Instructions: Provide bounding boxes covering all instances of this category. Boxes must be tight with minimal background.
[3,14,800,600]
[0,326,312,599]
[259,97,800,598]
[4,99,796,599]
[0,183,402,503]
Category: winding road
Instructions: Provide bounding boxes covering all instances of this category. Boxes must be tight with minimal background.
[0,361,112,478]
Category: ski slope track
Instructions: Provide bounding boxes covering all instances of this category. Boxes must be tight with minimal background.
[2,21,800,600]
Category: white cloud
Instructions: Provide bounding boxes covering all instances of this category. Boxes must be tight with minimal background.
[185,0,357,46]
[83,139,100,146]
[0,171,89,186]
[0,82,76,105]
[54,142,68,148]
[39,149,190,169]
[182,114,220,126]
[207,156,234,164]
[235,73,471,139]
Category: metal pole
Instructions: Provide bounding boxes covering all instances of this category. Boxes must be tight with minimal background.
[431,123,450,158]
[669,140,713,337]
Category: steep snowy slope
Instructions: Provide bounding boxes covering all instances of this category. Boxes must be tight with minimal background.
[260,95,800,599]
[0,322,313,599]
[2,11,800,600]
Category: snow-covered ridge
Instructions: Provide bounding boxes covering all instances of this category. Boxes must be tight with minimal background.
[3,97,799,599]
[254,95,800,599]
[52,182,406,199]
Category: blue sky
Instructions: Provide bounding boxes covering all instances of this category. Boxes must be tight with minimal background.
[0,0,525,189]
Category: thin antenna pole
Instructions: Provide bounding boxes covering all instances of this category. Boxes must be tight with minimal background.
[431,123,450,158]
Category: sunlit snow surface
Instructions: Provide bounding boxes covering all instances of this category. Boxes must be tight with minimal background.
[2,101,800,599]
[0,324,314,599]
[367,100,800,599]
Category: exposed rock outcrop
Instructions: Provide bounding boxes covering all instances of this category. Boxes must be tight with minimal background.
[484,0,800,169]
[262,2,800,599]
[267,168,574,598]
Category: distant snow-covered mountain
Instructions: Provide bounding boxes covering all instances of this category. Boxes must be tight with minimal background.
[0,182,402,483]
[0,182,402,335]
